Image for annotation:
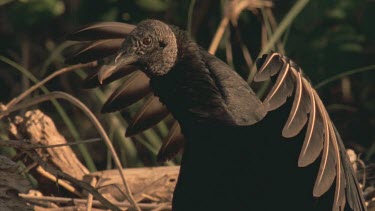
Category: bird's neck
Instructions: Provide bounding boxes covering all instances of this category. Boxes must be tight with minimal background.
[150,28,266,130]
[168,26,198,61]
[149,41,208,122]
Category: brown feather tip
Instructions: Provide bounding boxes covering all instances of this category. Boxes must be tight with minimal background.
[157,122,185,162]
[68,22,136,41]
[256,52,366,210]
[282,70,310,138]
[65,39,124,64]
[125,96,170,137]
[82,65,138,89]
[263,59,295,111]
[254,52,284,82]
[101,71,151,113]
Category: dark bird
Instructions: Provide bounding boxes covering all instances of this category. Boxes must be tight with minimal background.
[66,19,367,211]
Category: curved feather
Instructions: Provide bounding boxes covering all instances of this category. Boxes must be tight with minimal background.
[263,60,294,111]
[254,52,284,82]
[282,70,310,137]
[101,71,151,113]
[68,22,135,41]
[82,65,138,89]
[335,125,367,211]
[157,122,185,162]
[298,79,324,167]
[126,95,170,137]
[257,52,366,210]
[66,39,124,64]
[329,121,346,211]
[312,91,336,197]
[264,61,289,102]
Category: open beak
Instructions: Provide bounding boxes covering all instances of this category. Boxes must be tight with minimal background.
[98,52,139,84]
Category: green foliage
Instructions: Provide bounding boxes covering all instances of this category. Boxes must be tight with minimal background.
[135,0,171,12]
[286,0,371,81]
[8,0,64,30]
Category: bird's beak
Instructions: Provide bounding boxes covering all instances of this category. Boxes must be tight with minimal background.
[98,52,139,84]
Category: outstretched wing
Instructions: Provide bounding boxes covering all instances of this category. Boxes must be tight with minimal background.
[254,52,366,211]
[66,22,185,161]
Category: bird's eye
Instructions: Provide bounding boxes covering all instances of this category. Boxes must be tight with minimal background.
[142,37,152,46]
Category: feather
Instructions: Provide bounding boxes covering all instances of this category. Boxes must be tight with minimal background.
[68,22,135,41]
[254,52,284,82]
[313,92,336,197]
[101,71,151,113]
[82,65,138,89]
[257,54,365,210]
[298,79,324,167]
[125,95,170,137]
[335,125,366,211]
[282,70,310,137]
[263,60,294,111]
[329,122,346,211]
[157,122,185,162]
[66,39,124,64]
[264,60,289,102]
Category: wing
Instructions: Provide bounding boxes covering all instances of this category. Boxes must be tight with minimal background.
[65,22,185,161]
[198,51,267,126]
[254,52,366,211]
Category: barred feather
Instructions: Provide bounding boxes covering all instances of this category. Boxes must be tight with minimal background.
[68,22,135,41]
[157,122,185,162]
[126,95,169,137]
[66,39,124,64]
[255,52,366,211]
[102,71,151,113]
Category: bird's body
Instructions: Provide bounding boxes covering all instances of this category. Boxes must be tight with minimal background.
[149,29,336,210]
[173,108,332,211]
[66,19,366,211]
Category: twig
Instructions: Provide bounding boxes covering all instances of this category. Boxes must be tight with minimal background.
[86,177,97,211]
[5,61,97,109]
[356,155,367,188]
[97,183,130,202]
[225,29,233,66]
[247,0,310,83]
[264,8,285,54]
[24,150,121,211]
[151,204,170,211]
[23,161,38,173]
[209,17,229,54]
[36,166,83,197]
[0,56,98,171]
[0,138,101,150]
[2,91,140,210]
[236,27,254,71]
[20,195,172,209]
[314,64,375,89]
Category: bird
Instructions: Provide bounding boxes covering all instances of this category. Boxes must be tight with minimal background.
[66,19,367,211]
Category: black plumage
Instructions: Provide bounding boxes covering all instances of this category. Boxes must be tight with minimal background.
[67,19,367,211]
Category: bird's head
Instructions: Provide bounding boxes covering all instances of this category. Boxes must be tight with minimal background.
[98,19,177,82]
